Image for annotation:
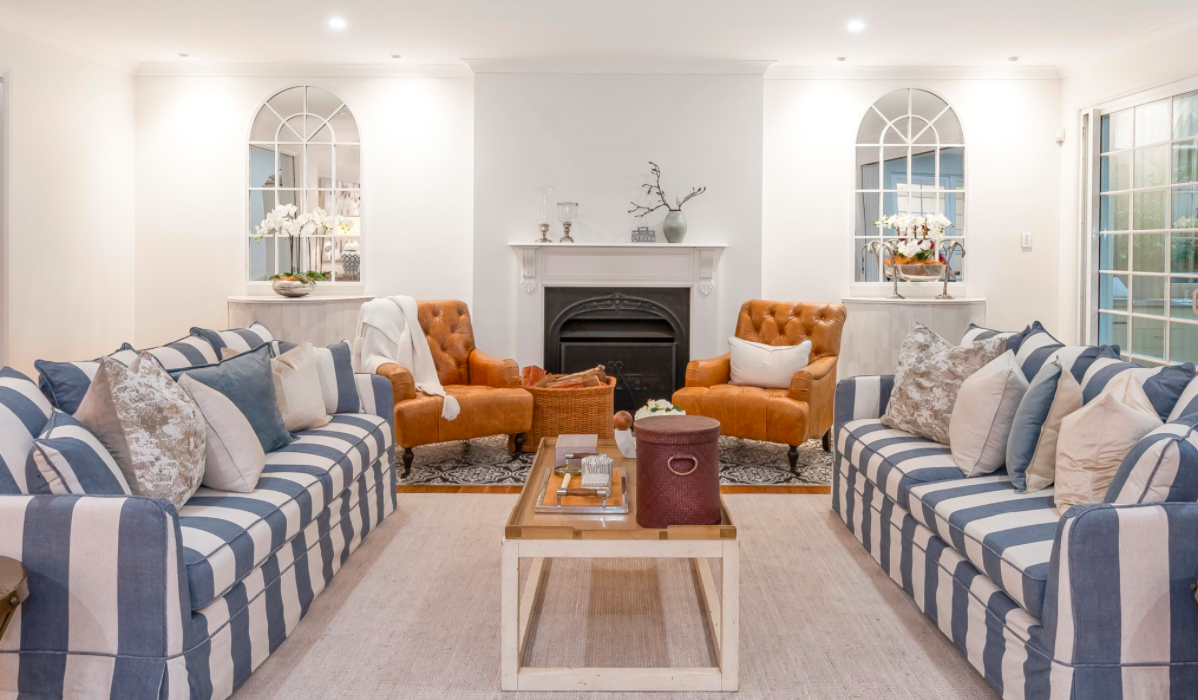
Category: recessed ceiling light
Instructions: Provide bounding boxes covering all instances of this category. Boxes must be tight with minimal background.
[847,19,865,32]
[391,54,402,59]
[1008,56,1020,62]
[836,57,847,62]
[328,17,347,30]
[177,53,191,58]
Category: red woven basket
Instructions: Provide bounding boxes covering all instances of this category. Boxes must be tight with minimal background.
[633,415,721,529]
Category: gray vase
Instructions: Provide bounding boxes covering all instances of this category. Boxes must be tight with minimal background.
[271,276,315,298]
[662,210,688,243]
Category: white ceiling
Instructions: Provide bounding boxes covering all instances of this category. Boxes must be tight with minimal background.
[1,0,1196,73]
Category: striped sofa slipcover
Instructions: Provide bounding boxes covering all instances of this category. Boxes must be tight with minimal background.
[833,372,1198,700]
[0,373,397,700]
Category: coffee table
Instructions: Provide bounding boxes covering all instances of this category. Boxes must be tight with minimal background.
[501,438,739,692]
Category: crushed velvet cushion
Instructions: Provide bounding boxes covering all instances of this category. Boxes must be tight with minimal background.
[882,322,1006,445]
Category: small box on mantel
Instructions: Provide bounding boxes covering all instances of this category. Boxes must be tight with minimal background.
[555,434,598,467]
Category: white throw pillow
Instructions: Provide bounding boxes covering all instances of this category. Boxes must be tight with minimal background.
[728,337,812,389]
[949,351,1028,477]
[1054,372,1163,513]
[179,374,266,493]
[271,343,332,432]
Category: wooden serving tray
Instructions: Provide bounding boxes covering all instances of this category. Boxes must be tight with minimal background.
[534,468,628,514]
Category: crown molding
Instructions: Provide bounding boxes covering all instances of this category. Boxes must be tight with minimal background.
[463,58,775,75]
[764,65,1061,81]
[0,8,137,74]
[1058,8,1198,78]
[135,62,474,78]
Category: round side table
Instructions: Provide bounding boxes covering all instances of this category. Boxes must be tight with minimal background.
[0,556,28,641]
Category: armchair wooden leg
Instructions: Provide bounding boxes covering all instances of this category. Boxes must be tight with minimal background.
[401,448,414,480]
[787,445,799,474]
[821,429,832,453]
[512,433,526,454]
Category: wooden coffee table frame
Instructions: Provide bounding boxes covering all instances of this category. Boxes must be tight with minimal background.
[501,438,739,692]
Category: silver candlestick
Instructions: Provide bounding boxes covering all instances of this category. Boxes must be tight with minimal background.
[536,223,551,243]
[862,240,904,299]
[937,241,966,299]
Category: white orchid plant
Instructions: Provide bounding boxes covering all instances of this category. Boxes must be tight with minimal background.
[253,204,335,282]
[634,399,686,421]
[873,213,953,262]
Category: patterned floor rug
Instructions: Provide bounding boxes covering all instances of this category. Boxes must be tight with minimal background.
[400,435,832,487]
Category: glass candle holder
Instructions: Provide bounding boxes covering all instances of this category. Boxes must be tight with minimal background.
[534,185,554,242]
[557,202,578,243]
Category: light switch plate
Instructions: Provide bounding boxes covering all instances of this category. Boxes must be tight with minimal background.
[1021,232,1033,249]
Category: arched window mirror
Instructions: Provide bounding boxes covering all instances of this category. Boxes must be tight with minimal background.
[248,86,362,283]
[855,88,965,283]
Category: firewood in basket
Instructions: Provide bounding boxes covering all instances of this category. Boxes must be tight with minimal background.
[539,367,607,388]
[521,365,547,388]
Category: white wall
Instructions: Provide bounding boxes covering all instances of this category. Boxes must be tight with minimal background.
[763,74,1062,336]
[472,72,763,362]
[1057,23,1198,344]
[134,74,473,347]
[0,28,136,375]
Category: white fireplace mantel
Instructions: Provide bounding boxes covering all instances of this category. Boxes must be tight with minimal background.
[509,242,727,368]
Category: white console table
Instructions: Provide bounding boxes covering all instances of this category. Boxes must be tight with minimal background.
[227,295,372,347]
[839,297,986,378]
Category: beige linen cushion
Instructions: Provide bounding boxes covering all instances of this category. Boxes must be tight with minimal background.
[949,351,1028,477]
[271,342,332,432]
[882,322,1007,444]
[75,353,206,509]
[179,373,266,493]
[1054,372,1163,513]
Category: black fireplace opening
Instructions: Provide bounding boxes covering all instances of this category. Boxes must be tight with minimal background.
[544,287,690,414]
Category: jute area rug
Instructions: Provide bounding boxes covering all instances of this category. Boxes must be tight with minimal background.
[232,493,998,700]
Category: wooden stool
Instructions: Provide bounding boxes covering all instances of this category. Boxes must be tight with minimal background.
[0,556,28,641]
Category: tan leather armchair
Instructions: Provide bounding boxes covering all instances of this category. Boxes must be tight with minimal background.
[375,300,533,477]
[671,300,847,473]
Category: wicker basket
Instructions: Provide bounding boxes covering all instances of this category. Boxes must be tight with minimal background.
[522,376,616,451]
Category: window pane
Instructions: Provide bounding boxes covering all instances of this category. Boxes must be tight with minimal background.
[248,237,275,281]
[1132,275,1166,315]
[879,147,908,189]
[1133,316,1166,359]
[1171,321,1198,363]
[873,89,910,121]
[1101,193,1130,231]
[883,119,909,144]
[1170,277,1198,322]
[939,147,964,189]
[855,193,882,236]
[857,147,881,189]
[1133,233,1167,272]
[1134,190,1168,230]
[304,143,333,190]
[1175,91,1198,140]
[250,107,283,142]
[1100,273,1129,311]
[1135,99,1171,146]
[1135,145,1169,188]
[1103,108,1133,152]
[334,191,362,219]
[933,109,963,145]
[911,148,935,181]
[1101,152,1131,191]
[857,106,887,144]
[856,238,880,282]
[328,105,359,142]
[1172,232,1198,274]
[1175,185,1198,229]
[1100,233,1129,270]
[1175,141,1198,185]
[305,190,335,216]
[334,144,361,185]
[1099,312,1128,351]
[936,192,965,233]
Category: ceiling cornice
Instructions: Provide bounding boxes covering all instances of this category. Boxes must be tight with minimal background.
[1058,8,1198,78]
[0,8,137,74]
[463,58,775,75]
[764,65,1061,81]
[135,62,474,78]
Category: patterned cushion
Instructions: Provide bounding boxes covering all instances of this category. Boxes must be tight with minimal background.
[134,335,218,370]
[0,367,53,493]
[907,473,1058,619]
[1105,415,1198,504]
[882,322,1006,444]
[837,418,964,509]
[277,340,360,414]
[179,413,391,611]
[191,322,274,354]
[35,344,140,414]
[74,354,207,509]
[1080,357,1195,420]
[26,409,131,495]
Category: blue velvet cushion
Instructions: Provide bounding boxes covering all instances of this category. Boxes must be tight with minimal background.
[1006,359,1077,492]
[276,339,360,414]
[1106,415,1198,503]
[171,344,292,453]
[0,367,54,494]
[35,344,140,414]
[26,410,131,495]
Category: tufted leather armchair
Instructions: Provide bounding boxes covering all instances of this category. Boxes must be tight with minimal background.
[671,300,847,473]
[374,300,533,477]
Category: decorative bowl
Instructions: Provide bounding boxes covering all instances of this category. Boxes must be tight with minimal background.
[271,276,315,298]
[884,262,947,283]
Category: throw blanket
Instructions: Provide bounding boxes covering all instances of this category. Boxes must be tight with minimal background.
[353,296,460,421]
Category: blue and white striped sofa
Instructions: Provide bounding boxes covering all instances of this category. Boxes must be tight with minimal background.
[0,373,397,700]
[833,363,1198,700]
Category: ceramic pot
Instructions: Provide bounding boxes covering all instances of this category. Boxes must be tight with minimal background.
[271,276,315,298]
[662,210,688,244]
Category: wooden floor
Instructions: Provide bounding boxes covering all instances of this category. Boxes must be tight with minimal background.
[397,484,831,494]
